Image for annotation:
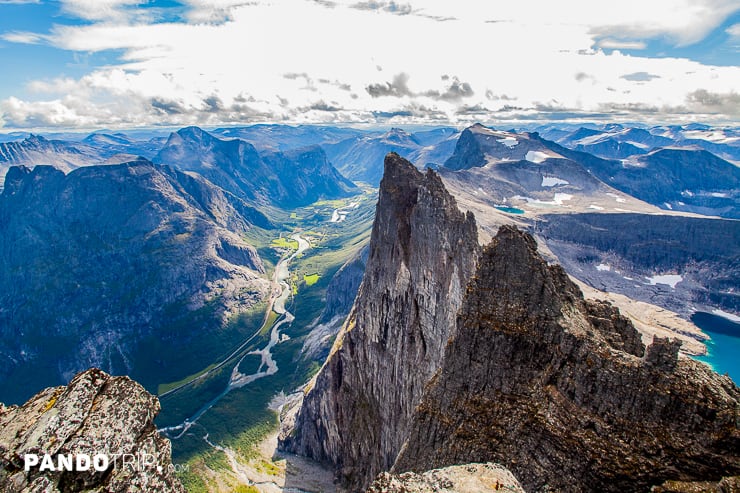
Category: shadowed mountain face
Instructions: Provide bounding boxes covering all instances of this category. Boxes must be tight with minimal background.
[539,213,740,315]
[0,159,272,404]
[281,153,739,491]
[154,126,358,207]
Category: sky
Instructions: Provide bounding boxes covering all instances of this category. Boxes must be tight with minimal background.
[0,0,739,131]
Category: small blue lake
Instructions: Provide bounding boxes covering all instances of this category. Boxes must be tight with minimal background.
[495,206,525,214]
[692,311,740,385]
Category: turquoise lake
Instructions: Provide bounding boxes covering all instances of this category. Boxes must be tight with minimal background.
[495,206,525,214]
[692,311,740,385]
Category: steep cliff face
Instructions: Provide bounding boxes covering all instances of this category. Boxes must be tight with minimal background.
[0,368,184,492]
[281,153,480,489]
[394,226,740,491]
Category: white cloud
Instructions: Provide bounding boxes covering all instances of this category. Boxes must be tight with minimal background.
[59,0,145,22]
[727,23,740,39]
[1,0,739,129]
[596,39,647,50]
[1,31,46,44]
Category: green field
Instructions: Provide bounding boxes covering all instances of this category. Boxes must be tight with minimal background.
[303,273,320,286]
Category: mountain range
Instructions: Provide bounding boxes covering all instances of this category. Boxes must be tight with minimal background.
[0,120,738,492]
[281,153,740,491]
[153,126,357,207]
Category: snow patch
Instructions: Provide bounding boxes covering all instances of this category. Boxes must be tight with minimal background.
[596,264,611,272]
[626,140,649,149]
[646,274,683,289]
[606,192,626,203]
[541,175,569,187]
[330,209,348,223]
[588,204,604,210]
[710,192,728,198]
[512,193,572,207]
[525,150,549,163]
[498,137,519,148]
[711,309,740,323]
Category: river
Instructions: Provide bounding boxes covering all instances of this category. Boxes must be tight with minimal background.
[160,233,310,439]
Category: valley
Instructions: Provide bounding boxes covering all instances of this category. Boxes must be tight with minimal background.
[156,191,375,492]
[0,121,738,492]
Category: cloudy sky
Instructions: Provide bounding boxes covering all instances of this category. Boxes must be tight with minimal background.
[0,0,739,130]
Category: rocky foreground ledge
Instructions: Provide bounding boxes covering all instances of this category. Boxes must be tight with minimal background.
[0,368,184,492]
[366,462,525,493]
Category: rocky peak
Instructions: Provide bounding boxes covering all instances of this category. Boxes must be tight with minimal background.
[0,368,184,492]
[381,128,420,146]
[283,153,739,491]
[394,226,740,491]
[172,125,211,144]
[444,123,560,170]
[280,153,479,490]
[23,134,53,148]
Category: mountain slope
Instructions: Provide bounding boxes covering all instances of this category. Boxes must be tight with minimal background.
[154,126,357,207]
[0,159,272,403]
[534,135,740,218]
[323,128,458,185]
[211,124,367,152]
[440,123,652,215]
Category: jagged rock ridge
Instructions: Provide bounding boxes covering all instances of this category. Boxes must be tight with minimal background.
[281,153,480,489]
[0,368,184,492]
[394,226,739,491]
[282,153,740,491]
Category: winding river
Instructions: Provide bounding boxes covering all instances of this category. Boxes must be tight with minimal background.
[160,234,310,439]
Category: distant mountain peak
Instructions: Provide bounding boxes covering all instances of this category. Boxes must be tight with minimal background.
[382,127,420,146]
[24,134,49,146]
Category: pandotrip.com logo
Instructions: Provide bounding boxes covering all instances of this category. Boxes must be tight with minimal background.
[23,452,188,474]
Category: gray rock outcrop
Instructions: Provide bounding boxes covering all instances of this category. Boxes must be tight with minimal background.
[366,463,524,493]
[0,368,184,492]
[280,153,479,489]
